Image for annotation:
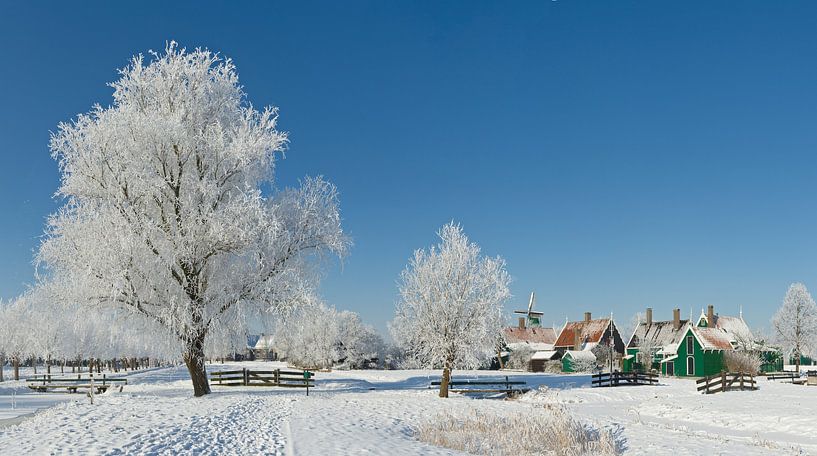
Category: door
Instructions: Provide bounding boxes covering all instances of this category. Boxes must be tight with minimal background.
[666,361,674,376]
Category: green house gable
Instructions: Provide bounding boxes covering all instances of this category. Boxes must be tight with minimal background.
[671,327,725,377]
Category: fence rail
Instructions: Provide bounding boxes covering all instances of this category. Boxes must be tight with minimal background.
[592,371,659,387]
[210,368,314,392]
[696,372,757,394]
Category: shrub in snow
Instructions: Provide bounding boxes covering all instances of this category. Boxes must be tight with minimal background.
[723,351,762,374]
[390,222,510,397]
[506,346,534,370]
[35,42,349,396]
[543,360,563,374]
[415,404,622,456]
[569,356,598,373]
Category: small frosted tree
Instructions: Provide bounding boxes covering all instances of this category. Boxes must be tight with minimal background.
[36,43,348,396]
[772,282,817,371]
[390,222,510,398]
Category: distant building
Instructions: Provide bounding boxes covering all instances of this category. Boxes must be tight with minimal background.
[553,312,625,373]
[553,312,625,354]
[660,305,780,376]
[250,333,277,361]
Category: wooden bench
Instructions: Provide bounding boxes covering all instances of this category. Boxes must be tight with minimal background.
[429,376,529,397]
[27,374,127,394]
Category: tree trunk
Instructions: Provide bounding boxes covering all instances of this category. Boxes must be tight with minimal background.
[438,366,451,398]
[184,332,211,397]
[13,357,19,381]
[0,355,4,382]
[47,355,51,375]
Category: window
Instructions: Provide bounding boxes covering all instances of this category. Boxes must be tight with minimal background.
[687,356,695,376]
[686,335,694,353]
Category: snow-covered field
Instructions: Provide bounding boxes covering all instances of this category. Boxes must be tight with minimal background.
[0,362,815,455]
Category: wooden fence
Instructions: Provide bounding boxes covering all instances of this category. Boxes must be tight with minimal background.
[592,371,659,387]
[696,372,757,394]
[210,368,314,392]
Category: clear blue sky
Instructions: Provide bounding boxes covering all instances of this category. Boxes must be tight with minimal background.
[2,1,816,335]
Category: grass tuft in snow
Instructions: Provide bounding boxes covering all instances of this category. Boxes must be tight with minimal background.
[415,401,622,456]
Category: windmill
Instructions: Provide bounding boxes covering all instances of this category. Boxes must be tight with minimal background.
[513,292,544,328]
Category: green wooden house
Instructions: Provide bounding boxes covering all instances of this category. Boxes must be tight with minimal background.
[663,326,733,376]
[623,307,688,373]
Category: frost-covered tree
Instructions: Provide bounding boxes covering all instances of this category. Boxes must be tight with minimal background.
[36,43,348,396]
[390,222,510,398]
[772,282,817,371]
[336,311,385,369]
[0,296,34,380]
[275,302,341,369]
[274,302,384,369]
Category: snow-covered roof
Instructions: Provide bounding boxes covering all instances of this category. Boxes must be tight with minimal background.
[713,315,752,342]
[253,334,275,350]
[563,350,596,362]
[246,334,261,349]
[531,350,560,360]
[503,326,558,345]
[690,327,734,351]
[508,342,555,352]
[628,320,689,349]
[661,355,678,363]
[554,318,614,348]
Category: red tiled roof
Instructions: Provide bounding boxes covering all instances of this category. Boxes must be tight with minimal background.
[503,327,557,345]
[554,319,613,348]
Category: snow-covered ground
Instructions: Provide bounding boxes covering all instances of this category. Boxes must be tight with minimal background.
[0,362,814,455]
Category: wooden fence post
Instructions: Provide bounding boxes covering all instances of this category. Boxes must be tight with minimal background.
[275,369,280,386]
[243,368,248,386]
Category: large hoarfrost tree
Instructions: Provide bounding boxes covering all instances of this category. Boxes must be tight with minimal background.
[37,43,348,396]
[772,282,817,371]
[390,222,510,398]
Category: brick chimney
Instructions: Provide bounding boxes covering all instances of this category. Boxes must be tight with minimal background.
[673,308,681,330]
[518,317,526,330]
[584,311,591,322]
[573,329,581,350]
[707,305,715,327]
[645,307,653,326]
